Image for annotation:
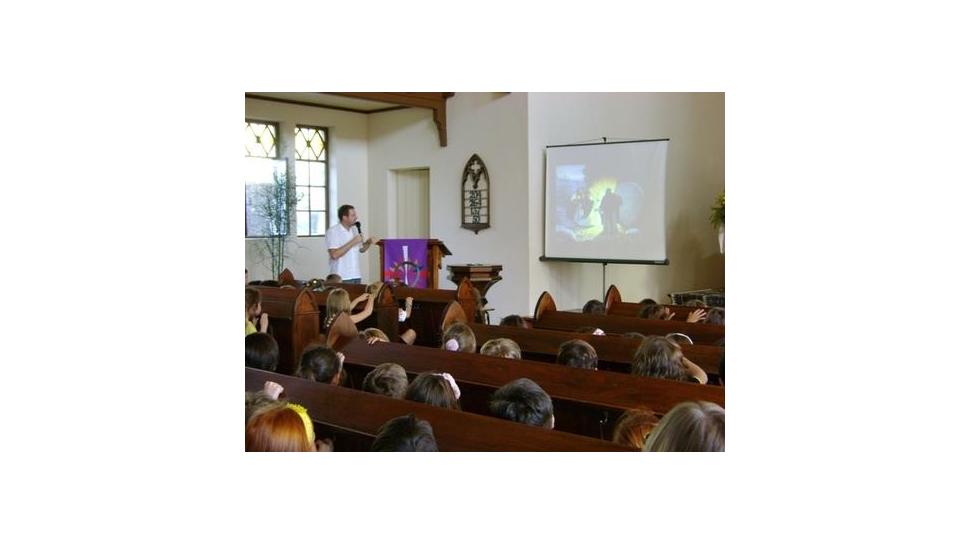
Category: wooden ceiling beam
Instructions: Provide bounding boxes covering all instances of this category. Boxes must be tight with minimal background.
[322,92,452,146]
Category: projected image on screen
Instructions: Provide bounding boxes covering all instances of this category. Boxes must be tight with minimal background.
[544,140,668,263]
[554,166,645,242]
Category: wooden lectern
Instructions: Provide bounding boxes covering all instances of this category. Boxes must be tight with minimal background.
[377,239,452,289]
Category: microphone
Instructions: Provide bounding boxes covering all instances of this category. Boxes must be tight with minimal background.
[354,221,362,234]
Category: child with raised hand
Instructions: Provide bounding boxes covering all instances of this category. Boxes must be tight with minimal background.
[245,287,269,335]
[324,288,374,330]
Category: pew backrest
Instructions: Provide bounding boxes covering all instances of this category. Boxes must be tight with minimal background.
[246,368,632,451]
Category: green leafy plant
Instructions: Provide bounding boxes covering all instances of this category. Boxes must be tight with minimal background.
[252,167,302,279]
[709,191,725,227]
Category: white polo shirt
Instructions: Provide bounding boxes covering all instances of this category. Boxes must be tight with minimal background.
[326,222,361,279]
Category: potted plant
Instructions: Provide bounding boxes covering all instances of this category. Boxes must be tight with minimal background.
[252,166,301,279]
[710,191,725,254]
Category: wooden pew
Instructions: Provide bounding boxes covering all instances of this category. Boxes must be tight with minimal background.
[331,335,725,440]
[278,268,302,288]
[465,322,724,379]
[254,286,323,375]
[533,292,725,346]
[310,282,400,341]
[604,285,712,319]
[388,278,478,346]
[246,368,631,451]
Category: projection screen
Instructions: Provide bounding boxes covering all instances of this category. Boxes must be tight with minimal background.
[543,139,669,264]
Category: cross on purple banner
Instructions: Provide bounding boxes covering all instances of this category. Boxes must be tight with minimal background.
[383,239,430,288]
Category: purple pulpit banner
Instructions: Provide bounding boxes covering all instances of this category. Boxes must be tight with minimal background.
[383,239,430,288]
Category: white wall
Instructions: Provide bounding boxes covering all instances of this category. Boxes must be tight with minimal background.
[367,93,530,318]
[244,98,370,282]
[527,93,725,310]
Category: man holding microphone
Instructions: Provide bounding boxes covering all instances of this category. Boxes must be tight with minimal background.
[326,204,376,284]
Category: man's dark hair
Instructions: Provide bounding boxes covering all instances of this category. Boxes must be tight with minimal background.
[582,299,605,314]
[489,378,554,428]
[638,298,658,306]
[370,414,439,452]
[245,333,279,372]
[556,339,598,370]
[337,204,355,220]
[296,344,342,384]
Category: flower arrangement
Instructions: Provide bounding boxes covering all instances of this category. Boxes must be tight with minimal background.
[709,191,725,227]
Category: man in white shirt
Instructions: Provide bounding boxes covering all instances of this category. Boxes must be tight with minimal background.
[326,204,375,284]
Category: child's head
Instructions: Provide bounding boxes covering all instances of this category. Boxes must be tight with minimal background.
[296,344,343,385]
[705,307,724,326]
[665,332,694,346]
[245,393,283,423]
[642,401,725,452]
[612,409,660,450]
[359,328,389,343]
[405,372,460,410]
[441,322,476,353]
[325,273,342,284]
[556,339,598,370]
[499,314,527,328]
[489,378,554,429]
[245,287,262,318]
[638,298,657,306]
[480,338,522,359]
[326,288,351,321]
[245,403,315,452]
[632,336,689,381]
[370,414,439,452]
[362,363,409,399]
[638,304,666,320]
[365,281,384,296]
[582,299,606,314]
[245,333,279,372]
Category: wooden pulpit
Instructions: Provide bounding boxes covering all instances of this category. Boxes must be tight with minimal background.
[377,239,452,289]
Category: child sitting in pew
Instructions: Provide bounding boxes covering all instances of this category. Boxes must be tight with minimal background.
[370,414,439,452]
[705,307,724,326]
[365,281,417,344]
[556,339,598,370]
[489,378,555,429]
[324,288,374,330]
[632,336,707,384]
[295,344,345,385]
[405,372,461,410]
[245,287,269,335]
[245,333,279,372]
[441,322,477,353]
[362,363,409,399]
[245,382,284,422]
[245,403,333,452]
[359,327,390,344]
[499,314,528,328]
[612,409,660,450]
[582,299,606,314]
[642,400,724,452]
[640,303,707,323]
[480,338,522,359]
